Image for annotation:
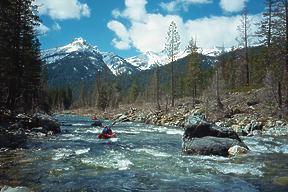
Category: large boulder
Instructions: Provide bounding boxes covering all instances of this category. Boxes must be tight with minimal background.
[182,113,248,157]
[31,113,61,134]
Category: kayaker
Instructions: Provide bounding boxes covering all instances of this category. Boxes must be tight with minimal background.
[91,116,102,126]
[102,125,112,135]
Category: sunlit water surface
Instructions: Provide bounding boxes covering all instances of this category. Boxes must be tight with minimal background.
[0,115,288,191]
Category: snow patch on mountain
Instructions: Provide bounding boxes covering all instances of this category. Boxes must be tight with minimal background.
[200,46,232,57]
[41,38,138,76]
[42,37,101,64]
[125,50,190,70]
[101,52,138,76]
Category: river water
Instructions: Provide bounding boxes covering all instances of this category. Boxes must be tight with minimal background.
[0,115,288,191]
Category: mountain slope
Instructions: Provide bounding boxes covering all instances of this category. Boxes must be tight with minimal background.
[42,38,140,87]
[42,38,112,87]
[102,52,138,76]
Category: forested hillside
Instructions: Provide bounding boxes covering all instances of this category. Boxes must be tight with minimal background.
[0,0,47,112]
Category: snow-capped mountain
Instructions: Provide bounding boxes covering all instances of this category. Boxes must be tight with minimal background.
[42,38,111,87]
[125,46,230,70]
[42,37,228,88]
[200,46,232,57]
[42,38,139,86]
[126,50,191,71]
[125,51,167,70]
[42,38,100,64]
[101,52,138,76]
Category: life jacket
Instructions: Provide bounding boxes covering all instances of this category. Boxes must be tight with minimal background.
[102,127,112,134]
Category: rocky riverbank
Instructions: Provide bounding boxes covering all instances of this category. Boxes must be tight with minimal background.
[64,88,288,136]
[0,109,61,149]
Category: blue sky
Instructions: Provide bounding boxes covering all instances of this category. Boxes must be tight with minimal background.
[37,0,265,58]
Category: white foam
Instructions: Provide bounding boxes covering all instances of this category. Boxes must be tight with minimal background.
[52,148,73,161]
[215,163,264,176]
[115,130,141,134]
[72,123,86,126]
[134,148,171,157]
[166,129,184,135]
[190,155,229,162]
[85,129,101,134]
[88,135,118,143]
[248,145,269,154]
[75,148,90,155]
[273,144,288,154]
[60,134,82,141]
[81,151,133,170]
[263,127,288,136]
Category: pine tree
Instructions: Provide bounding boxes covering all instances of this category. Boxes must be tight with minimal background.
[96,85,108,111]
[165,21,181,107]
[0,0,43,111]
[63,87,73,110]
[128,80,139,103]
[78,81,86,107]
[149,62,161,110]
[186,38,201,107]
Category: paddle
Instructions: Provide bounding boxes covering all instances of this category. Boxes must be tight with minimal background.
[109,120,120,128]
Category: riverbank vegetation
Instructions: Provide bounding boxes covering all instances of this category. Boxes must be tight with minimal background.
[59,1,288,123]
[1,0,288,122]
[0,0,49,113]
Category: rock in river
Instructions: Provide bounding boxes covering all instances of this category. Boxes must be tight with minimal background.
[182,113,248,157]
[31,113,61,134]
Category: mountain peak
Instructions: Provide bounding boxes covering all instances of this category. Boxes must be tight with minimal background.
[71,37,87,46]
[61,37,94,53]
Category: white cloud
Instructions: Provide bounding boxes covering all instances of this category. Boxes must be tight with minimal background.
[35,0,90,20]
[112,39,131,50]
[129,14,185,53]
[36,23,50,35]
[123,0,147,21]
[107,20,131,50]
[220,0,248,13]
[52,22,61,31]
[111,0,147,21]
[112,9,121,18]
[108,0,260,53]
[160,0,212,12]
[185,16,242,48]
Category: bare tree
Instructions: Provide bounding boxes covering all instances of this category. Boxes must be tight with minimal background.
[237,4,252,86]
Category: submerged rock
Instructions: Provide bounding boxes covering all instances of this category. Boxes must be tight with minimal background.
[182,113,248,157]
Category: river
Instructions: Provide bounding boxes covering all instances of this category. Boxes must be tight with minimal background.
[0,115,288,191]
